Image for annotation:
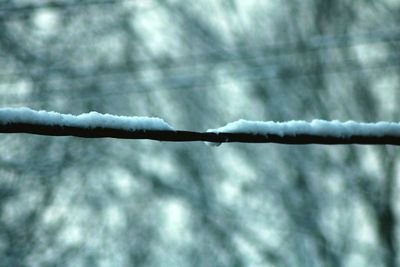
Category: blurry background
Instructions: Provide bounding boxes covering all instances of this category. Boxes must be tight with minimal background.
[0,0,400,266]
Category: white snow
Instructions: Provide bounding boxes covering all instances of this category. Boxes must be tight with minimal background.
[208,119,400,137]
[2,108,399,138]
[0,107,174,131]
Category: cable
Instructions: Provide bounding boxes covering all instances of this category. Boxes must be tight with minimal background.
[2,56,400,106]
[0,45,398,103]
[1,28,399,81]
[1,121,400,145]
[1,50,397,90]
[0,0,130,14]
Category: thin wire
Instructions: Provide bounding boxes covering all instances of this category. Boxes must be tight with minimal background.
[0,29,399,85]
[0,0,133,13]
[0,0,399,79]
[3,58,400,107]
[0,8,397,60]
[4,49,400,88]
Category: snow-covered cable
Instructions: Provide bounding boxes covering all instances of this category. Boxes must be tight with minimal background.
[0,107,174,131]
[208,119,400,138]
[1,108,400,145]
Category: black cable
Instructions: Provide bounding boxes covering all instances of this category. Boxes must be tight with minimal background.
[1,122,399,145]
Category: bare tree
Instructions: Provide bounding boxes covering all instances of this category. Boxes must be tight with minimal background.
[1,0,399,266]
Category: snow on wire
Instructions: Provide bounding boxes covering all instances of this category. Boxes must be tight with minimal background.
[208,119,400,137]
[1,107,400,145]
[0,107,173,131]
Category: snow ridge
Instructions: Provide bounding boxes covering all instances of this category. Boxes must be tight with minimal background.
[208,119,400,137]
[2,108,400,138]
[0,107,174,131]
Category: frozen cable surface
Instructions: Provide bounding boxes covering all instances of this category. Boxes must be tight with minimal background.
[0,107,174,131]
[208,119,400,137]
[1,108,400,144]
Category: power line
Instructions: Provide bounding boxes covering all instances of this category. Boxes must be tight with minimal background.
[1,28,399,81]
[0,0,130,14]
[1,122,400,145]
[3,55,400,106]
[0,45,398,103]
